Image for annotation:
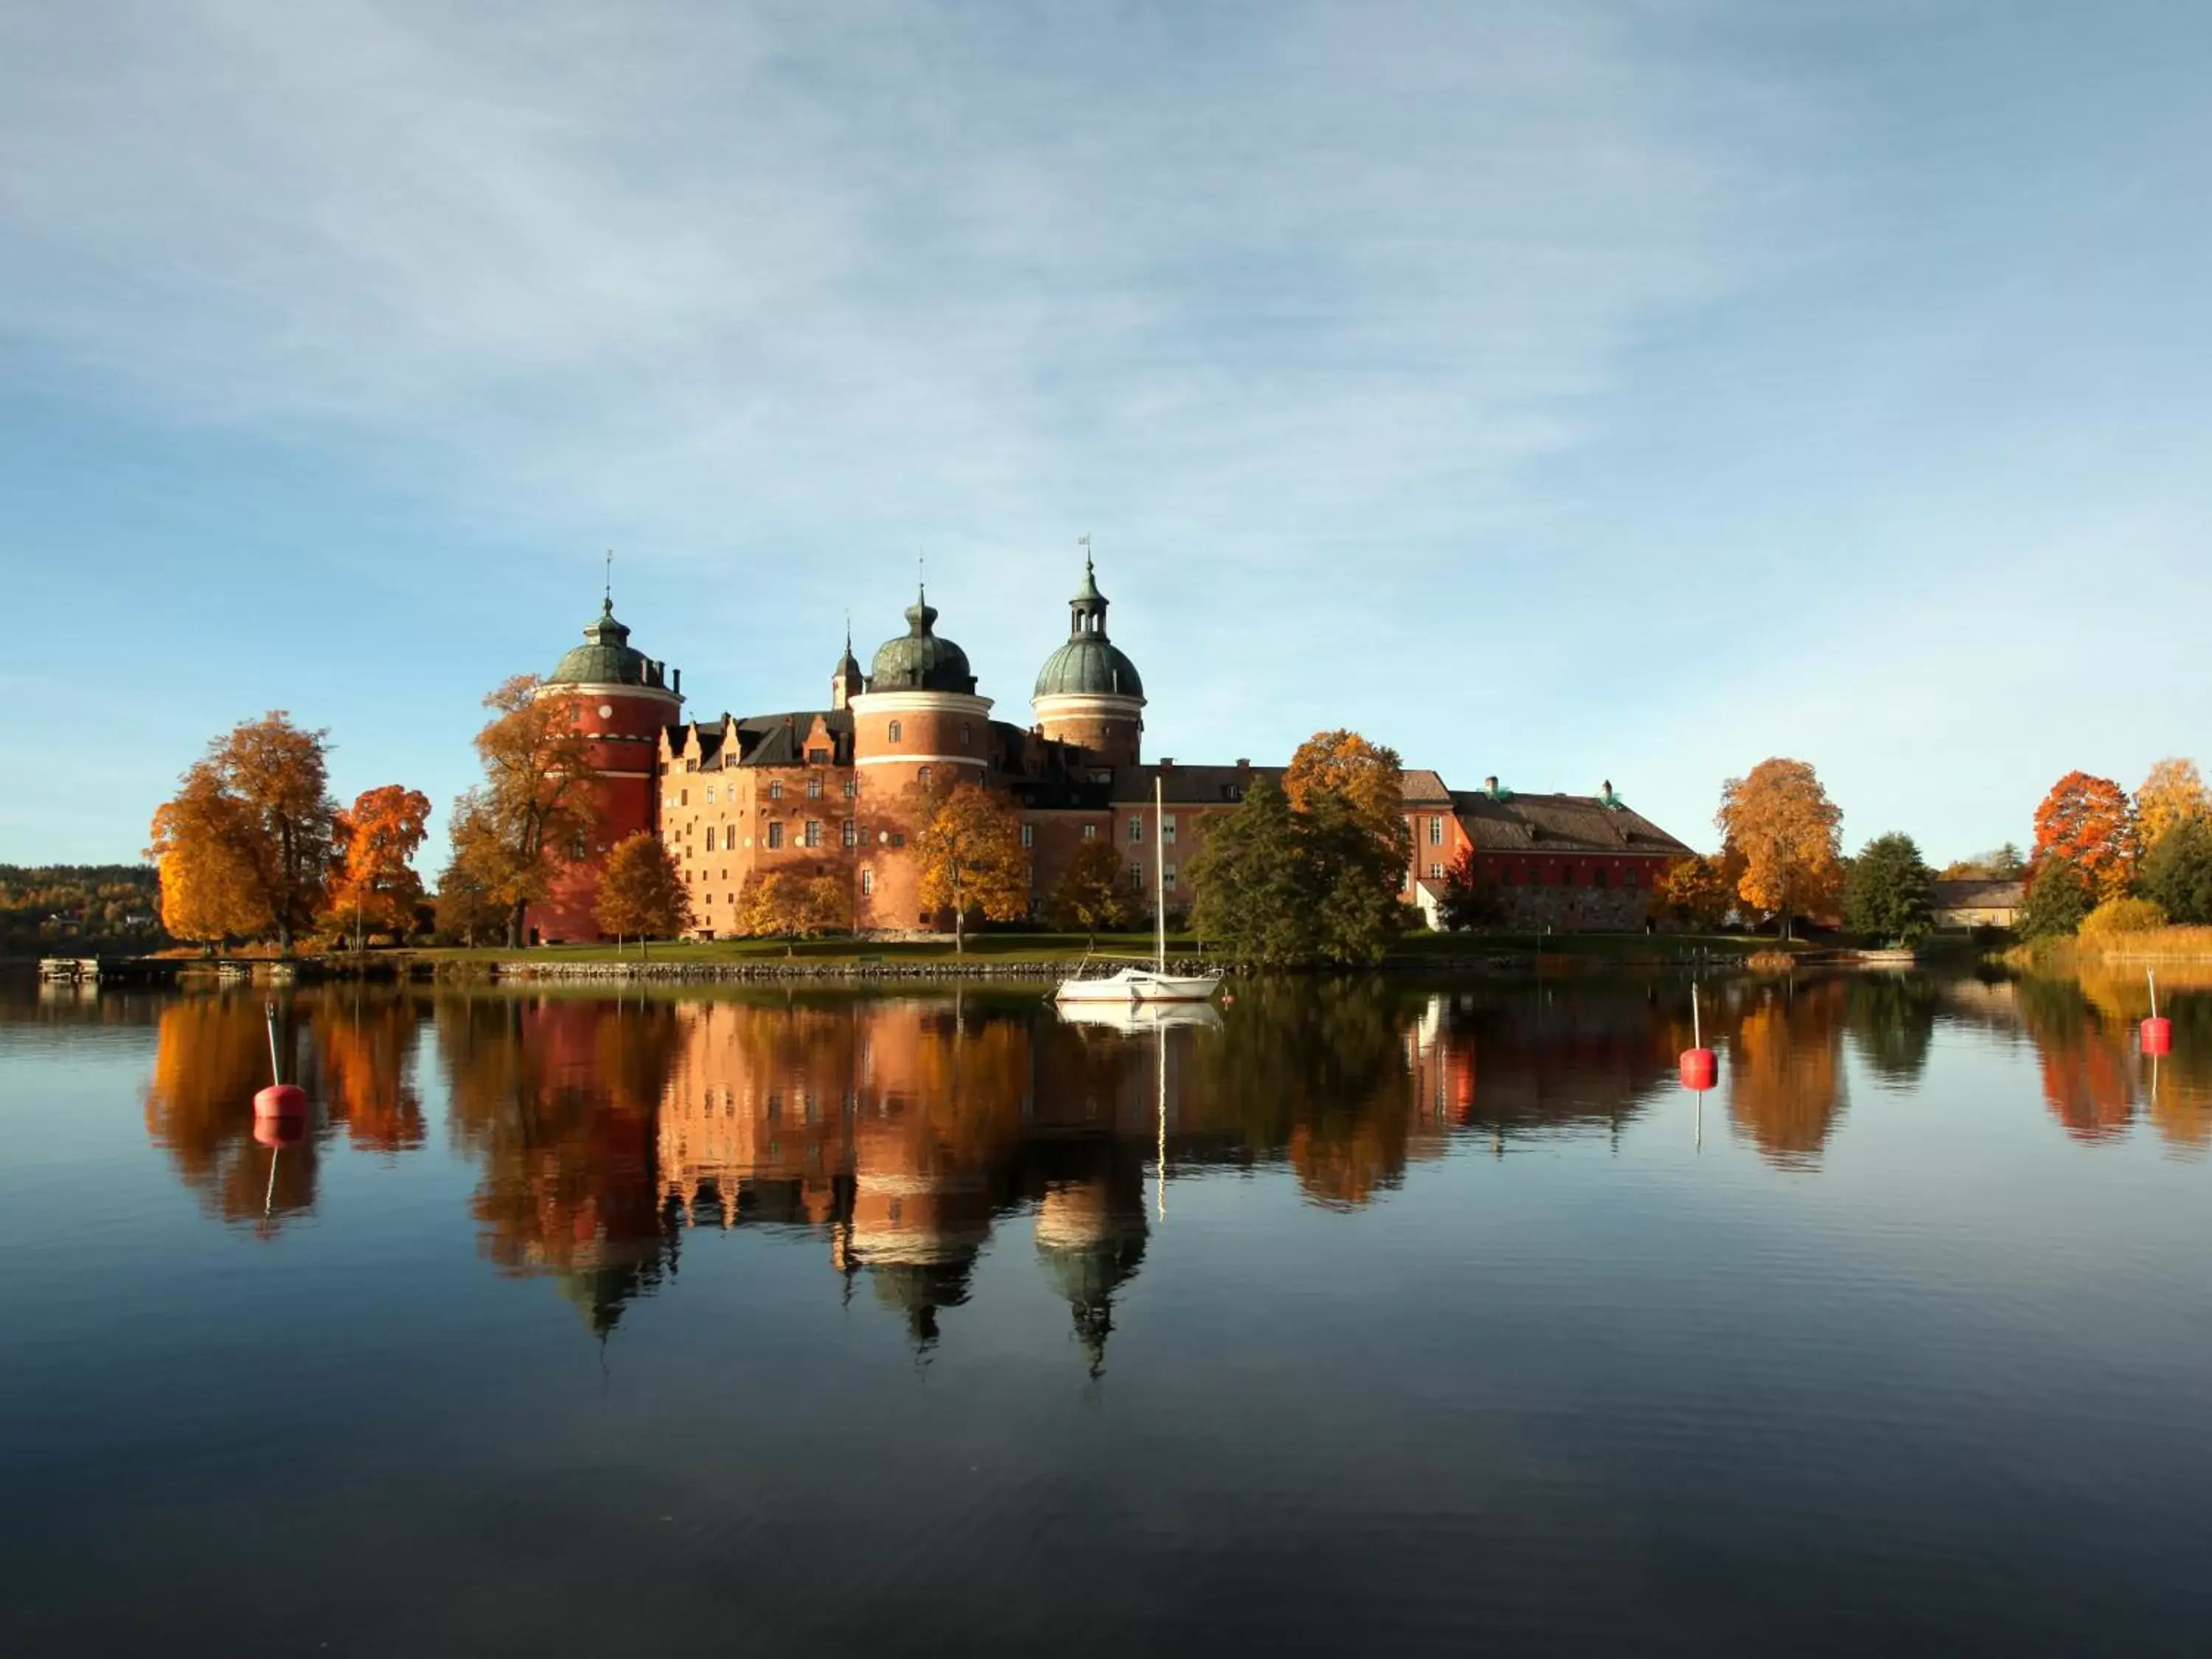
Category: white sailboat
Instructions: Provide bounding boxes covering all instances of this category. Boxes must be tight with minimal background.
[1055,776,1223,1004]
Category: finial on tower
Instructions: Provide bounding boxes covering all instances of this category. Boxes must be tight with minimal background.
[603,549,613,611]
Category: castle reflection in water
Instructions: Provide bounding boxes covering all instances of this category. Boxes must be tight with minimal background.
[121,972,2212,1354]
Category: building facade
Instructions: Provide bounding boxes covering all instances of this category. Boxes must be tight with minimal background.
[526,558,1692,942]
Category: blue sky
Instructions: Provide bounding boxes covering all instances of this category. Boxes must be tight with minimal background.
[3,1,2206,866]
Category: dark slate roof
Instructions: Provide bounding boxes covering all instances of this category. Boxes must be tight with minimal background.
[732,710,854,767]
[1110,765,1282,805]
[1447,790,1692,858]
[1400,768,1453,806]
[1930,879,2024,909]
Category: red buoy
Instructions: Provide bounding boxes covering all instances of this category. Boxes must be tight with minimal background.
[1680,1048,1717,1091]
[254,1082,307,1118]
[2142,1017,2174,1057]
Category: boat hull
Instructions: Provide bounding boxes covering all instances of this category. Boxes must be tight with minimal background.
[1054,967,1221,1004]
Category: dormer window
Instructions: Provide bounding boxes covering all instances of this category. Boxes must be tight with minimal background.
[769,779,783,801]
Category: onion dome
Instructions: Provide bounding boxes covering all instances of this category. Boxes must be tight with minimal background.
[1034,556,1143,699]
[869,585,977,694]
[550,597,669,689]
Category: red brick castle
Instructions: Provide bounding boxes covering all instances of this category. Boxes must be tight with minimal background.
[524,558,1691,942]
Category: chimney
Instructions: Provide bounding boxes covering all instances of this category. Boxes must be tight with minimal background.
[1484,774,1499,796]
[1159,757,1175,773]
[1236,757,1250,770]
[672,667,682,698]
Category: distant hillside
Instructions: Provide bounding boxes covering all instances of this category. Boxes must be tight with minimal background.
[1,864,167,955]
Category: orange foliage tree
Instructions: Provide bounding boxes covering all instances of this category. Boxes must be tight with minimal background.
[1284,728,1415,870]
[1715,759,1842,939]
[327,785,431,945]
[2031,771,2138,904]
[594,830,692,955]
[2134,757,2209,855]
[443,675,601,947]
[915,783,1031,951]
[148,712,337,950]
[1649,850,1745,930]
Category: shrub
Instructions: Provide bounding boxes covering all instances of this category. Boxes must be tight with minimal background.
[2140,816,2212,925]
[2079,896,2168,937]
[2019,862,2091,940]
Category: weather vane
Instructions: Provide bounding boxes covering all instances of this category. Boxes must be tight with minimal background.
[604,548,613,606]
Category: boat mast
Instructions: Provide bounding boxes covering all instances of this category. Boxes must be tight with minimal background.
[1155,773,1166,973]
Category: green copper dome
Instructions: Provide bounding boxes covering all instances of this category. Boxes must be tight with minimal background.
[549,598,669,689]
[1034,555,1143,700]
[869,588,977,694]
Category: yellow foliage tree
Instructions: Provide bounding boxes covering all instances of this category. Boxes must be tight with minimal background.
[147,712,337,950]
[443,675,600,947]
[2135,757,2210,855]
[1048,836,1135,941]
[1649,850,1743,930]
[915,784,1031,951]
[1716,758,1843,940]
[1284,728,1415,869]
[594,831,692,956]
[148,780,266,947]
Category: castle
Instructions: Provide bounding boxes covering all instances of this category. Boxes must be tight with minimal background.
[524,558,1692,942]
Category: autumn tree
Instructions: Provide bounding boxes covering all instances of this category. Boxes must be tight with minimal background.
[1186,769,1405,967]
[326,785,431,945]
[1649,852,1741,931]
[2135,758,2210,855]
[737,871,800,939]
[2031,771,2138,905]
[1717,759,1843,940]
[914,784,1031,951]
[1284,729,1415,872]
[2139,817,2212,925]
[148,778,264,947]
[1434,848,1502,931]
[147,712,337,950]
[1840,832,1934,945]
[594,831,692,956]
[797,873,852,936]
[1048,838,1136,941]
[445,675,600,947]
[433,851,509,947]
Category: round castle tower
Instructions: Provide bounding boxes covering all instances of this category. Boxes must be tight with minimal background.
[1032,556,1144,767]
[528,597,682,943]
[848,586,993,927]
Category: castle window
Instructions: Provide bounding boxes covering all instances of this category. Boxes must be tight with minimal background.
[766,823,784,849]
[1592,867,1607,888]
[1429,816,1443,845]
[1128,863,1144,890]
[1083,824,1097,841]
[706,785,716,804]
[1129,816,1144,844]
[842,820,857,849]
[680,790,688,807]
[917,765,932,785]
[804,821,822,848]
[1624,868,1638,888]
[860,869,874,896]
[1164,863,1178,891]
[890,832,905,847]
[807,774,822,799]
[960,722,972,746]
[1163,815,1177,844]
[704,827,716,852]
[1429,862,1444,880]
[1020,824,1034,849]
[807,748,829,765]
[769,779,783,801]
[888,720,903,743]
[844,777,857,798]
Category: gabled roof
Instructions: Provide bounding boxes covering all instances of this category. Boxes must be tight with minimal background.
[1399,769,1453,806]
[731,710,854,768]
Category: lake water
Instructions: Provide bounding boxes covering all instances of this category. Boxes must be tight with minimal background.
[2,970,2208,1655]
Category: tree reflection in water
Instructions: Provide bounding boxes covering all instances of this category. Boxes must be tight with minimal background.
[131,969,2211,1350]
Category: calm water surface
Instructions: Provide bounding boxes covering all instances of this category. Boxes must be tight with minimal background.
[2,971,2209,1655]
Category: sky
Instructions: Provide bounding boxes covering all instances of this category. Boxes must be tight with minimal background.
[2,0,2207,866]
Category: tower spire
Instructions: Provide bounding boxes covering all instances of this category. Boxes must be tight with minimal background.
[603,549,613,611]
